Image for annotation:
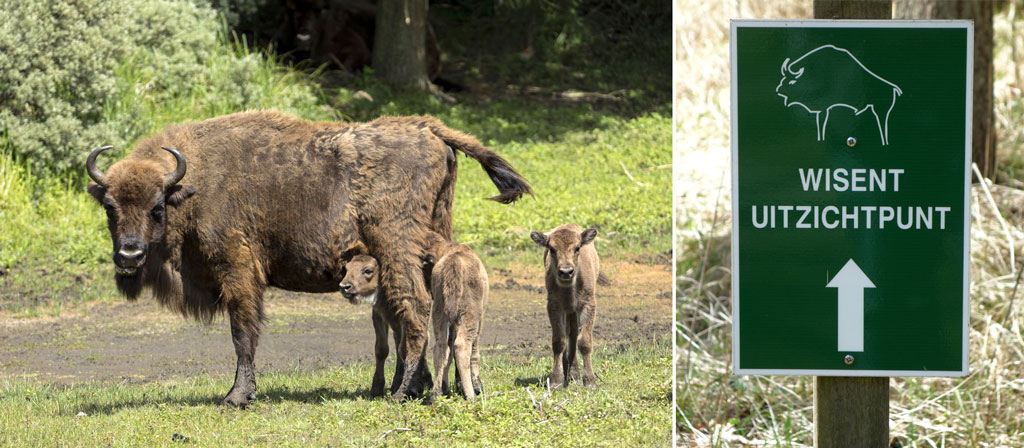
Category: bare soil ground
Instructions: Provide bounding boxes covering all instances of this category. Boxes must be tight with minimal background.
[0,260,670,384]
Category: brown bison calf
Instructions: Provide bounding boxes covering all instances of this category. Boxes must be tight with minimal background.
[530,224,599,388]
[422,234,488,401]
[337,243,430,398]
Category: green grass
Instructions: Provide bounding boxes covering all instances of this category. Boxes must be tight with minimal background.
[0,151,119,314]
[0,342,670,447]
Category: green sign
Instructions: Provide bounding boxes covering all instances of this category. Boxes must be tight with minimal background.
[731,20,971,376]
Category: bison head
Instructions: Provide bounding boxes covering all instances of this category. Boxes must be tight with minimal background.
[339,254,379,305]
[775,57,806,108]
[86,145,195,297]
[283,0,328,54]
[531,227,597,288]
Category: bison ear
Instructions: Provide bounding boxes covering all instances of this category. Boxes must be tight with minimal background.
[530,231,548,248]
[581,228,597,246]
[166,184,196,207]
[87,182,106,204]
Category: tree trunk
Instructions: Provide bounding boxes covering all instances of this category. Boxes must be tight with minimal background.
[895,0,997,180]
[372,0,430,90]
[814,0,891,19]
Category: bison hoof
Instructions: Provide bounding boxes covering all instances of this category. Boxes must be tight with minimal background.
[370,386,386,398]
[568,366,581,382]
[427,389,442,404]
[390,385,409,401]
[549,374,565,389]
[220,393,250,408]
[583,376,597,389]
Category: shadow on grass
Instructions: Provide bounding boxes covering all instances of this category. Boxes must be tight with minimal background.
[513,376,549,387]
[257,385,374,404]
[73,385,379,416]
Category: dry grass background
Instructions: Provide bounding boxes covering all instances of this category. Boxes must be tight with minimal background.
[675,0,1024,446]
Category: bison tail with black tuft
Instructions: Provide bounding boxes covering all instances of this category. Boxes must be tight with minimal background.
[427,120,533,204]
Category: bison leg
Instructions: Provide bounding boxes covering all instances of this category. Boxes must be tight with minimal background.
[566,312,581,383]
[222,298,263,408]
[370,311,390,398]
[389,320,404,396]
[865,106,886,145]
[428,308,451,403]
[578,303,597,388]
[813,111,823,141]
[547,304,567,389]
[399,328,433,399]
[385,263,433,401]
[452,323,476,400]
[470,319,483,396]
[445,327,456,396]
[415,346,433,397]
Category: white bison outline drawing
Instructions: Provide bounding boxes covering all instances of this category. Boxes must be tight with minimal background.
[775,44,903,146]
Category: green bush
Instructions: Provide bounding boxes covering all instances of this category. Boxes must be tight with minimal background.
[0,0,130,174]
[0,0,329,175]
[0,0,335,271]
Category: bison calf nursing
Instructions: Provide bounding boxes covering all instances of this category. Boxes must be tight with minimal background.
[338,234,488,401]
[337,242,431,398]
[531,224,600,388]
[85,110,530,407]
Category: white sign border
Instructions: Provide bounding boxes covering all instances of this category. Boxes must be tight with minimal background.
[729,19,974,377]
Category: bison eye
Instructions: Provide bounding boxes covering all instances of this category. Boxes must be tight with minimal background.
[151,204,165,221]
[363,268,373,276]
[574,245,581,253]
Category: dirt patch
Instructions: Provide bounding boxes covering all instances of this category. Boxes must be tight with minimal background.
[0,260,671,384]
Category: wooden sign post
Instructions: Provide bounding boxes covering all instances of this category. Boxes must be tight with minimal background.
[812,4,890,448]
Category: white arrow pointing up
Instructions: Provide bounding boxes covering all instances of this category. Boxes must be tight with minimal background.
[826,259,875,352]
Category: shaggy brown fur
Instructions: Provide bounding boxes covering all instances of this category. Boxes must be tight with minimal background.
[530,224,599,388]
[337,243,430,398]
[85,110,530,407]
[422,233,488,401]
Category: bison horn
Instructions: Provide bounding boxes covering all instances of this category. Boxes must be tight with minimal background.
[780,58,790,76]
[86,145,113,187]
[161,146,187,187]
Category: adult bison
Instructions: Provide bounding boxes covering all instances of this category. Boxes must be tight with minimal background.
[84,110,531,407]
